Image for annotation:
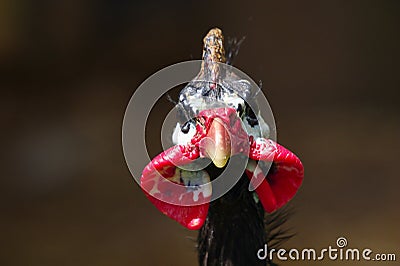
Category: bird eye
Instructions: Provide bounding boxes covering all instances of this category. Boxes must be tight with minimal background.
[236,103,244,117]
[173,119,197,145]
[181,121,191,134]
[245,105,259,127]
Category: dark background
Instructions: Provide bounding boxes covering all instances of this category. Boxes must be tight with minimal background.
[1,1,399,265]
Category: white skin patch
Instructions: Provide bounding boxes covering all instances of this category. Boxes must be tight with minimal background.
[246,159,270,192]
[179,169,212,202]
[172,122,196,145]
[182,90,246,117]
[221,93,245,110]
[242,113,270,139]
[174,90,270,145]
[145,166,211,205]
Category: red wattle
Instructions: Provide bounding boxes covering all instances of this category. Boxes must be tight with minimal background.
[247,138,304,212]
[140,145,210,230]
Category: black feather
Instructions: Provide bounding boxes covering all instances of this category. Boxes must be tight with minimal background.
[197,163,293,266]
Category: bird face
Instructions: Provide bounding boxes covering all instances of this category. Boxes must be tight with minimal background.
[140,28,303,230]
[173,106,251,168]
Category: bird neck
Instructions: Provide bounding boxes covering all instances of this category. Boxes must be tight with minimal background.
[197,174,269,266]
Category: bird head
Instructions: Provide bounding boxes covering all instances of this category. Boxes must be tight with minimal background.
[140,28,303,230]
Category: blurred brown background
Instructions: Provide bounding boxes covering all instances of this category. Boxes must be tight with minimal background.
[1,1,399,265]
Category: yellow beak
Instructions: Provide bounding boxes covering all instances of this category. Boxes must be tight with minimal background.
[204,118,231,168]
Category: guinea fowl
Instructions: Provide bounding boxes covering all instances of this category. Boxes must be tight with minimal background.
[140,28,304,266]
